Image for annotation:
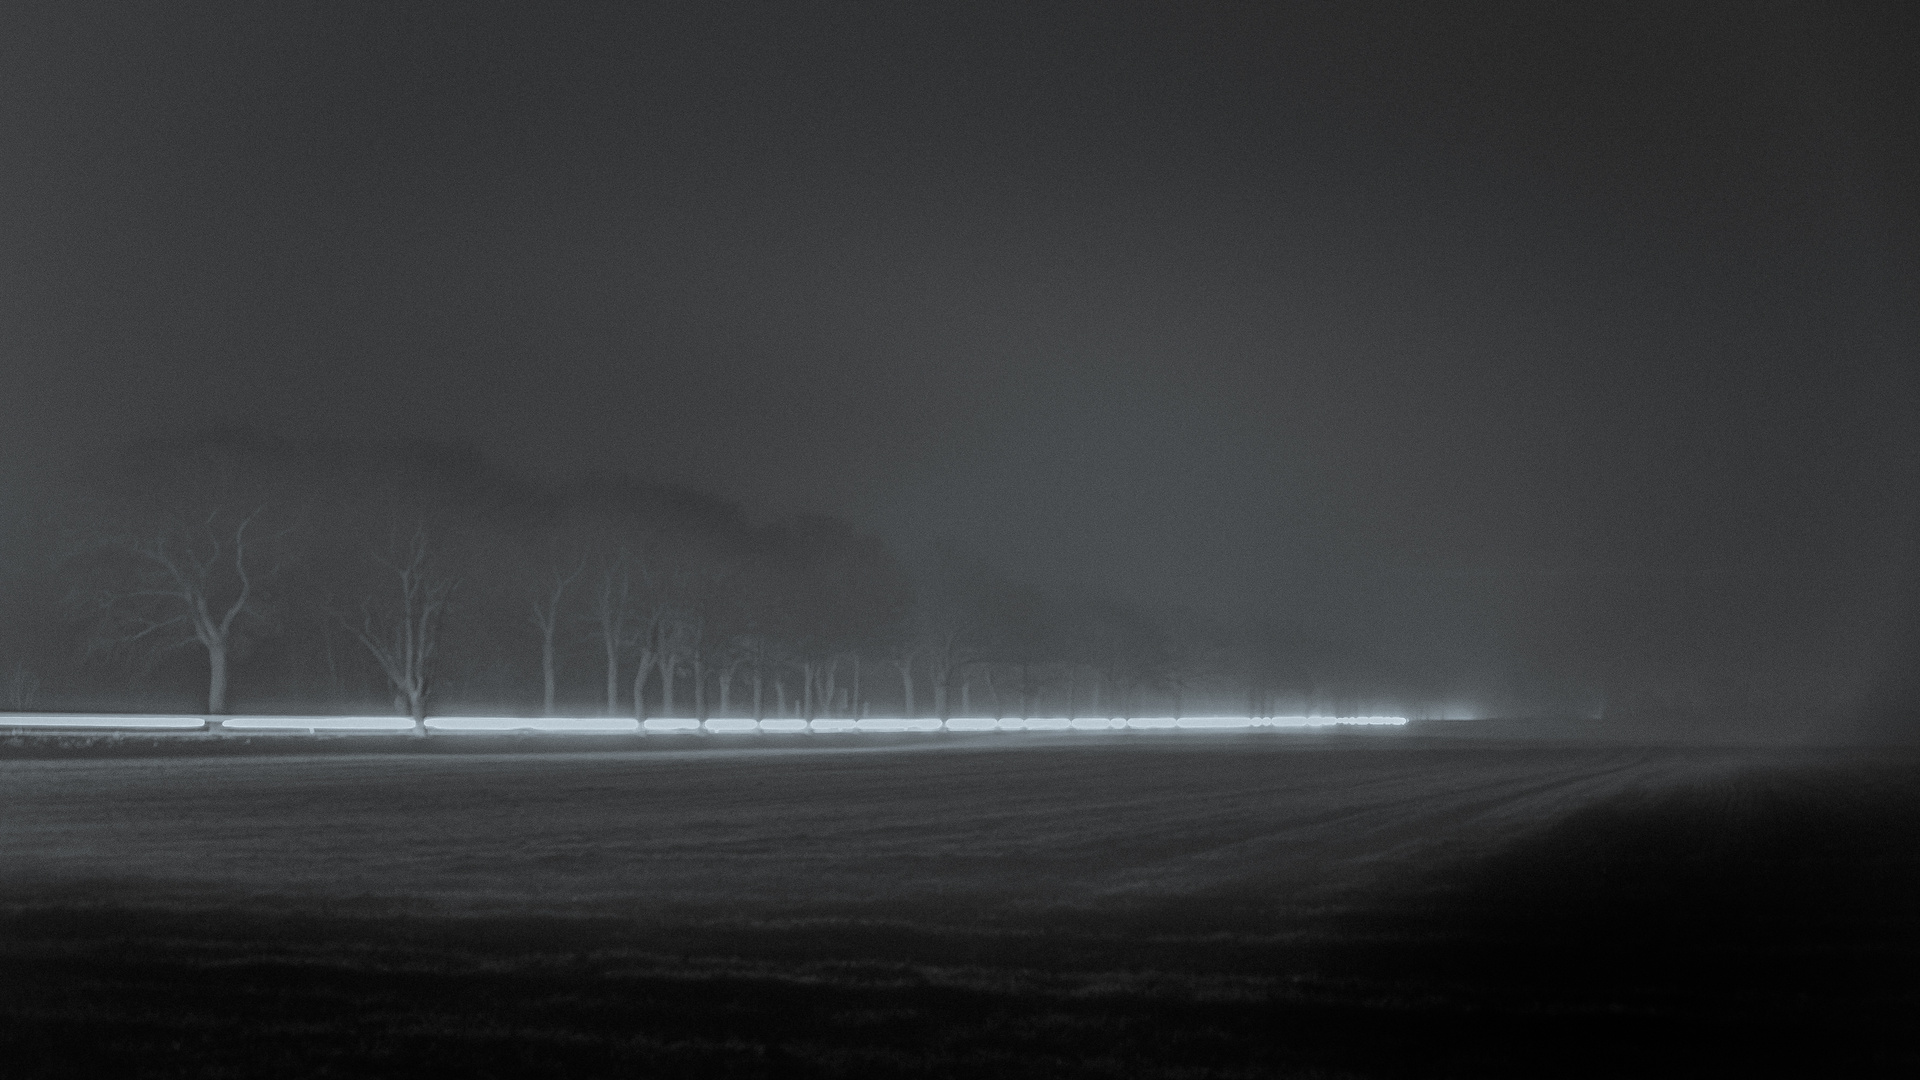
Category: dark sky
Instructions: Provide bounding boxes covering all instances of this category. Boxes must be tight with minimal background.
[3,2,1915,709]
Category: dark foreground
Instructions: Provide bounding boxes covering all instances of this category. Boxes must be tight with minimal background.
[1,735,1915,1077]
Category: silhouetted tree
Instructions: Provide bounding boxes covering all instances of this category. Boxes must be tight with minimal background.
[349,525,454,729]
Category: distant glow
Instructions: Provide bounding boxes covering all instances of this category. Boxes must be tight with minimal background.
[703,718,758,733]
[426,717,638,733]
[944,717,997,732]
[854,717,943,733]
[222,715,419,731]
[1125,716,1180,729]
[758,719,808,733]
[641,718,700,733]
[1070,717,1123,730]
[3,714,205,730]
[809,719,857,733]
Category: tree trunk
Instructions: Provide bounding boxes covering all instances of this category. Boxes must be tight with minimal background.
[775,679,787,717]
[693,657,706,720]
[541,627,557,716]
[961,680,969,716]
[605,647,620,717]
[659,654,675,717]
[752,671,763,720]
[719,669,732,717]
[632,660,650,721]
[818,661,837,719]
[206,639,229,716]
[933,682,947,721]
[900,665,914,719]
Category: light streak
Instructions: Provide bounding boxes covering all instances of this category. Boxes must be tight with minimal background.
[2,714,206,730]
[1,713,1408,736]
[853,718,943,732]
[425,717,639,733]
[222,716,417,731]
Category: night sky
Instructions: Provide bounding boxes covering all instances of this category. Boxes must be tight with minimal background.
[3,3,1915,714]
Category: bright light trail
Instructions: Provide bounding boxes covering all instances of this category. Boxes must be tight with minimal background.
[853,718,943,732]
[425,717,640,733]
[222,716,418,731]
[3,713,1406,735]
[2,714,206,730]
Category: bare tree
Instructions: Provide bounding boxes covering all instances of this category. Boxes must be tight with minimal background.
[588,558,632,716]
[587,543,666,721]
[349,526,454,730]
[920,619,977,722]
[655,615,688,717]
[735,633,779,720]
[888,644,918,718]
[799,654,839,720]
[528,557,584,716]
[76,505,281,716]
[717,649,745,717]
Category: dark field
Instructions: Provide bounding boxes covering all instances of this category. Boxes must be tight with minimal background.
[2,734,1916,1077]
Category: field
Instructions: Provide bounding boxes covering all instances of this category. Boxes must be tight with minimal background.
[2,732,1916,1077]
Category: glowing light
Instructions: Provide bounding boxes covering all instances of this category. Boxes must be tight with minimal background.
[1125,716,1180,729]
[641,718,700,733]
[854,717,943,733]
[809,719,857,733]
[425,717,639,733]
[1070,717,1123,730]
[2,714,206,730]
[758,719,807,733]
[703,718,758,733]
[943,717,997,732]
[221,715,419,731]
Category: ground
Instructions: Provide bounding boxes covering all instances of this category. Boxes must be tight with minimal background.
[1,731,1915,1076]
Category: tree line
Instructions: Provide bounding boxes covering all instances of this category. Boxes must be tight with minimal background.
[0,431,1395,725]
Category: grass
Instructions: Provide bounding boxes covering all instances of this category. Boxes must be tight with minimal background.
[1,735,1915,1076]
